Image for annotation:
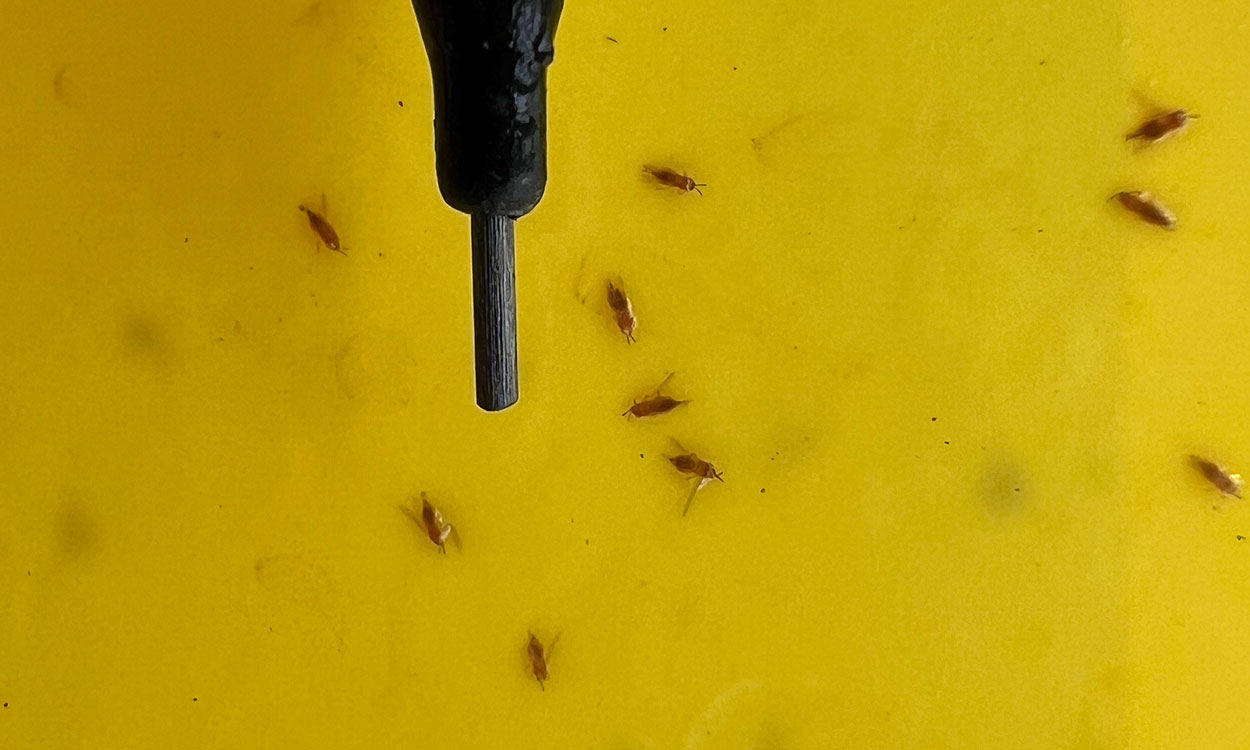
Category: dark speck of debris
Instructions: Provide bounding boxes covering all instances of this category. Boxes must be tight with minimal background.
[193,698,198,702]
[1238,535,1246,541]
[1037,228,1044,233]
[931,417,937,422]
[3,702,7,708]
[640,453,645,459]
[733,66,738,70]
[760,488,766,493]
[662,26,668,31]
[944,441,950,445]
[605,35,618,43]
[398,100,404,107]
[184,237,188,243]
[1014,488,1021,492]
[585,539,589,545]
[249,266,254,270]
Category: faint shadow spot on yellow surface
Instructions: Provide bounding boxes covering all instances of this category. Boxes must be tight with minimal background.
[52,64,79,108]
[57,495,99,561]
[119,312,171,361]
[572,252,591,304]
[333,336,359,399]
[980,458,1030,518]
[293,0,325,26]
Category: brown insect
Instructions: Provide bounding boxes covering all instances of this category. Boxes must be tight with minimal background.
[624,373,688,419]
[400,492,457,553]
[1110,191,1176,229]
[644,165,705,194]
[607,280,637,343]
[1190,455,1242,499]
[1126,109,1194,143]
[668,444,724,516]
[526,632,559,690]
[299,196,346,255]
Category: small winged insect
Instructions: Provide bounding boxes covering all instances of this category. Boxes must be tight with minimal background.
[1110,191,1176,229]
[400,492,457,553]
[607,280,637,343]
[299,194,346,255]
[526,631,559,690]
[623,373,688,419]
[643,165,705,195]
[667,442,724,516]
[1126,109,1194,144]
[1190,455,1242,499]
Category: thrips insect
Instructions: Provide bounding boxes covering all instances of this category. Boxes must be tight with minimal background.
[623,373,688,419]
[1110,191,1176,229]
[1126,109,1194,144]
[527,631,559,690]
[607,280,637,343]
[400,492,457,553]
[299,195,346,254]
[644,165,705,195]
[668,443,724,516]
[1190,455,1242,499]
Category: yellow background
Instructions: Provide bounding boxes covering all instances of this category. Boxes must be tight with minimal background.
[3,0,1250,747]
